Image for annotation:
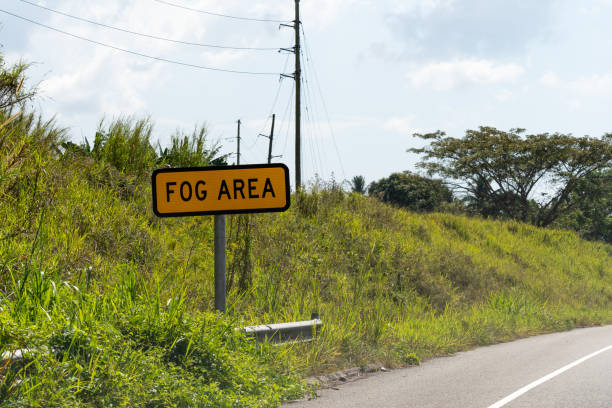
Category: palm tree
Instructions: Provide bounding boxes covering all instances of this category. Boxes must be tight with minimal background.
[351,175,366,194]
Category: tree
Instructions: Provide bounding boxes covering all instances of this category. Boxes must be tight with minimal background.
[368,171,453,212]
[351,175,366,194]
[410,127,612,227]
[555,169,612,243]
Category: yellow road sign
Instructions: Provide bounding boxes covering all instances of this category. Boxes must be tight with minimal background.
[152,164,290,217]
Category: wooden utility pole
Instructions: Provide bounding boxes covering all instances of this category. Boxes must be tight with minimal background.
[294,0,301,190]
[259,114,278,164]
[236,119,241,165]
[218,119,242,312]
[267,114,276,164]
[280,0,302,189]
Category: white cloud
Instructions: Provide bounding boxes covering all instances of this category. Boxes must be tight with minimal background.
[32,34,165,116]
[198,50,248,67]
[302,0,364,27]
[383,115,417,134]
[408,59,524,91]
[539,70,612,98]
[388,0,557,60]
[8,0,292,132]
[16,0,216,117]
[578,0,612,14]
[568,72,612,96]
[540,72,560,86]
[568,100,583,110]
[387,0,456,16]
[39,54,103,105]
[495,89,513,101]
[536,71,612,111]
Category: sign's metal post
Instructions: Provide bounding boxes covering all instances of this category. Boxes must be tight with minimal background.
[151,164,290,314]
[214,214,226,313]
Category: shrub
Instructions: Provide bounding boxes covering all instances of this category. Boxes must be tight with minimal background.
[368,171,453,211]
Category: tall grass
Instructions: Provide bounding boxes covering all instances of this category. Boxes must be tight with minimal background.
[225,189,612,372]
[0,106,610,405]
[158,124,227,168]
[90,117,157,179]
[0,219,303,406]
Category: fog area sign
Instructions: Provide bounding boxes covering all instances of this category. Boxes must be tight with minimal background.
[152,164,290,217]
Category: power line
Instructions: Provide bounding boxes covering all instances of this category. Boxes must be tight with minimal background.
[301,25,346,179]
[302,66,327,178]
[302,26,343,177]
[304,109,320,178]
[281,82,295,156]
[300,44,329,179]
[19,0,282,51]
[0,9,280,76]
[300,62,319,177]
[152,0,290,23]
[245,53,291,152]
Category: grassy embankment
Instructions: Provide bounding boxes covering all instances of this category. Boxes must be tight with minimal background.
[1,112,611,406]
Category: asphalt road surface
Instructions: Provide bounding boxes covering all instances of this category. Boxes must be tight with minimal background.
[286,325,612,407]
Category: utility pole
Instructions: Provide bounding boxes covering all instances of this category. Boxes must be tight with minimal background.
[267,114,276,164]
[236,119,241,165]
[294,0,301,190]
[281,1,301,189]
[215,118,240,313]
[259,114,279,164]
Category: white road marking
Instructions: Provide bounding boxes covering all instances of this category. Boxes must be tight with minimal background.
[487,344,612,408]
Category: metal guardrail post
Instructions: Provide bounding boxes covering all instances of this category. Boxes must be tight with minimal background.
[238,317,323,344]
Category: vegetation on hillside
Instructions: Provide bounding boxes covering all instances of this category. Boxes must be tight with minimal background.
[559,169,612,243]
[234,187,612,372]
[368,127,611,243]
[410,127,612,237]
[1,54,611,406]
[0,55,304,407]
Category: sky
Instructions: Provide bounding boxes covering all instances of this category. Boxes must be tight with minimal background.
[2,0,612,190]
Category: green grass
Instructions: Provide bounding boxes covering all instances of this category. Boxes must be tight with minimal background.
[0,260,304,407]
[231,189,611,372]
[0,110,611,406]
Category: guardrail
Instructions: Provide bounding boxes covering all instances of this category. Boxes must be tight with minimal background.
[237,314,322,344]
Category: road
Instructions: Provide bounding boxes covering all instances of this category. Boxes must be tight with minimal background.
[286,325,612,407]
